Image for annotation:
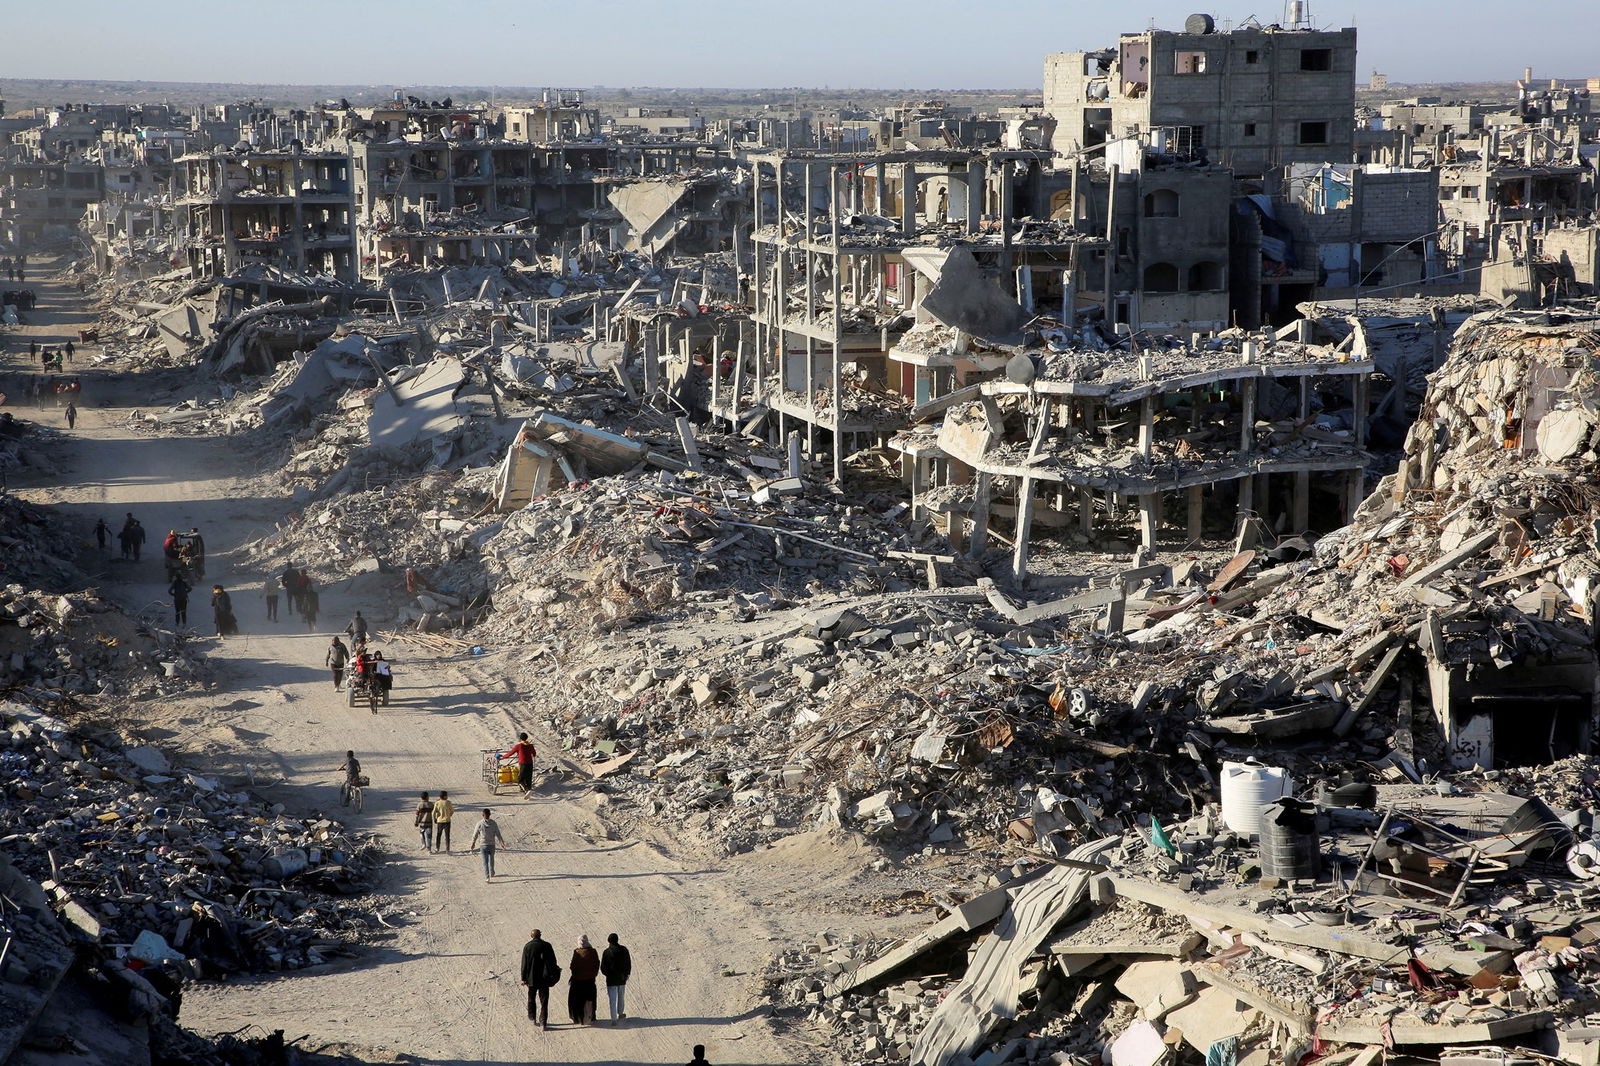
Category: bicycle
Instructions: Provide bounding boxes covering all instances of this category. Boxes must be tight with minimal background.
[340,775,367,813]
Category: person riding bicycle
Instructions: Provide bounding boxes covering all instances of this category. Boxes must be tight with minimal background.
[336,751,361,789]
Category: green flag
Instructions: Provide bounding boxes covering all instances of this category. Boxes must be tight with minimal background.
[1150,817,1176,856]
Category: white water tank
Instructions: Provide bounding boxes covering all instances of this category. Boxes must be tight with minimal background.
[1220,760,1291,837]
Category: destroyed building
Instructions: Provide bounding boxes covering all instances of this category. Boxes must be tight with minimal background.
[1043,12,1357,185]
[177,147,357,281]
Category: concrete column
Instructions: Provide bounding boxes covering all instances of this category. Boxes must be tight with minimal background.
[1353,374,1370,448]
[969,472,994,557]
[1012,476,1037,584]
[1138,493,1160,554]
[1103,164,1119,322]
[900,163,916,234]
[830,166,844,485]
[1293,471,1311,533]
[1236,476,1256,546]
[1344,469,1365,521]
[965,158,983,234]
[1078,489,1094,535]
[1138,395,1154,459]
[1239,378,1257,453]
[1186,485,1205,542]
[874,161,887,215]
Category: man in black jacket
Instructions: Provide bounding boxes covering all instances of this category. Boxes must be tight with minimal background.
[601,932,632,1024]
[520,928,558,1029]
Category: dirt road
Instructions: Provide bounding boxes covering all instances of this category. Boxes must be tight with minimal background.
[4,261,824,1066]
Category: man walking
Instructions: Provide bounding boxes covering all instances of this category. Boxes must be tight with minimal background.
[601,932,633,1025]
[169,574,191,627]
[263,574,280,622]
[469,808,506,880]
[506,732,537,797]
[431,790,454,853]
[519,929,559,1030]
[64,402,76,429]
[326,636,349,690]
[345,610,368,647]
[129,519,146,561]
[93,517,108,554]
[415,791,435,851]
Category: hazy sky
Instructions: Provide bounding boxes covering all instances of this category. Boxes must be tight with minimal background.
[4,0,1596,89]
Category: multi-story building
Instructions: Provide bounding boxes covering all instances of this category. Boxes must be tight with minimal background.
[1043,14,1357,184]
[177,148,356,280]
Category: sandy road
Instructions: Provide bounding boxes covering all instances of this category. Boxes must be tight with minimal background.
[3,261,824,1066]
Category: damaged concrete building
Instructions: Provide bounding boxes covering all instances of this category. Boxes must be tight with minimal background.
[177,147,357,281]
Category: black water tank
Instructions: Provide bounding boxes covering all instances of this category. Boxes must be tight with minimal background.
[1185,13,1217,34]
[1260,797,1321,880]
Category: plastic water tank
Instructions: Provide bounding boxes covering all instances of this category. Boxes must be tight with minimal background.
[1220,760,1291,837]
[1259,797,1321,880]
[262,848,308,880]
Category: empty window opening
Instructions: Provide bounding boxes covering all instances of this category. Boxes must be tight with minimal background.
[1189,261,1224,291]
[1143,263,1181,292]
[1143,189,1181,217]
[1299,121,1329,145]
[1300,48,1332,71]
[1175,51,1208,75]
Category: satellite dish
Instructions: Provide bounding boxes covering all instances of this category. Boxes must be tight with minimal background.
[1185,13,1217,34]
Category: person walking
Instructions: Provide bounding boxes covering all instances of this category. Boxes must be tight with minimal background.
[568,936,600,1026]
[506,732,537,797]
[325,636,349,690]
[468,808,506,880]
[129,519,146,561]
[263,574,280,622]
[431,790,455,853]
[64,340,74,363]
[169,574,191,627]
[93,517,108,554]
[210,585,237,638]
[686,1045,712,1066]
[601,933,632,1025]
[344,610,368,647]
[414,791,435,852]
[64,401,76,429]
[519,929,559,1030]
[118,513,136,561]
[302,578,320,631]
[281,563,301,615]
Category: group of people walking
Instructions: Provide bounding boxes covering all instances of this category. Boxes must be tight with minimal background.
[3,255,27,282]
[279,563,320,630]
[519,929,633,1030]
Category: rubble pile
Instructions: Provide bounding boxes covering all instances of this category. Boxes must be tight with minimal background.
[0,699,383,975]
[0,491,81,589]
[1117,309,1600,766]
[0,412,62,487]
[238,467,496,606]
[479,470,944,639]
[772,776,1600,1066]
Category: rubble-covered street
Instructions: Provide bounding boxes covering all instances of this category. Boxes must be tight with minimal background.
[2,10,1600,1066]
